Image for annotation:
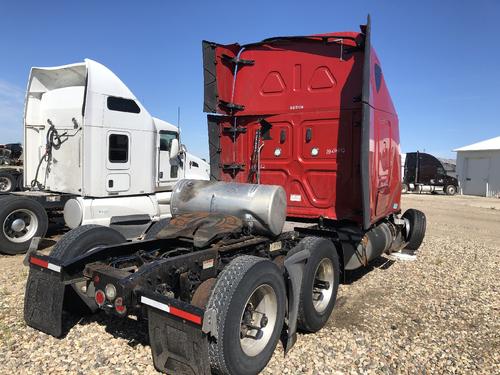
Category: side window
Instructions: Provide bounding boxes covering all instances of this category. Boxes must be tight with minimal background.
[374,64,382,92]
[109,134,129,163]
[159,131,178,152]
[107,96,141,114]
[170,165,179,178]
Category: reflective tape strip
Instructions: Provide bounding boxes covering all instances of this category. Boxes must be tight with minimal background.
[140,296,202,325]
[29,256,61,273]
[30,256,48,269]
[170,306,202,325]
[47,263,61,273]
[140,296,170,313]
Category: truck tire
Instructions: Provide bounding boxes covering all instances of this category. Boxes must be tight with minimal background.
[144,218,170,240]
[401,183,409,194]
[0,172,16,193]
[50,225,126,313]
[0,197,48,255]
[288,237,340,333]
[445,185,457,195]
[16,174,23,191]
[402,209,426,251]
[207,255,286,375]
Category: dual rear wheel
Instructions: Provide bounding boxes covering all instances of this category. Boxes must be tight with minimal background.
[0,196,48,255]
[403,208,427,251]
[207,256,286,375]
[207,237,340,374]
[291,237,340,333]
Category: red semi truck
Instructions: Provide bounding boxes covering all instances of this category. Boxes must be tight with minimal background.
[24,17,426,375]
[205,20,400,228]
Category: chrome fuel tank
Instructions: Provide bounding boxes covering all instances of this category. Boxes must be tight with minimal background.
[170,180,287,237]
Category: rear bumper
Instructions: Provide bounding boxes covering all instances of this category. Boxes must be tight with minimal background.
[25,253,213,374]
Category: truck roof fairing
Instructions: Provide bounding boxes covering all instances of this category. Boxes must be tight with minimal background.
[27,59,137,100]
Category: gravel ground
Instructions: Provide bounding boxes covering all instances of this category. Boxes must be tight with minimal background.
[0,194,499,374]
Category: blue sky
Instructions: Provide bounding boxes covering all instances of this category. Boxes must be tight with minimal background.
[0,1,498,159]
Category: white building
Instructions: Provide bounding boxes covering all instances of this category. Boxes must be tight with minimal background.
[454,136,500,197]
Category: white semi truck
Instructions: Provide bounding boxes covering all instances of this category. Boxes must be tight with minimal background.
[0,59,209,254]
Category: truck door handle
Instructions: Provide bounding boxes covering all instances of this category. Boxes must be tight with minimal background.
[466,178,471,181]
[108,180,114,188]
[280,129,286,144]
[305,128,312,143]
[159,172,163,179]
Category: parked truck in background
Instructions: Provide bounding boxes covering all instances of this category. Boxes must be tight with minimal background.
[0,60,209,254]
[402,151,458,195]
[24,17,427,375]
[0,143,23,193]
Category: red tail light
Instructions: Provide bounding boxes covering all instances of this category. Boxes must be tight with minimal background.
[95,289,106,306]
[114,297,127,315]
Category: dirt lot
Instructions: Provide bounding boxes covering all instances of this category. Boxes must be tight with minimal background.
[0,194,499,374]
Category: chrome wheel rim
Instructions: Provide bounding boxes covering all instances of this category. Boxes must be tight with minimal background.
[312,258,334,313]
[239,284,278,357]
[0,177,12,192]
[3,209,38,243]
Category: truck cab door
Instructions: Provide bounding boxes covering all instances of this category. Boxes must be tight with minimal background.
[158,130,182,189]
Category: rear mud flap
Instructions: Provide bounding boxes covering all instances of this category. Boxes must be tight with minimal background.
[283,248,310,353]
[148,307,210,375]
[24,267,65,337]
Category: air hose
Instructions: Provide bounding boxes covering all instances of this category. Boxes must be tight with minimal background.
[247,128,261,183]
[31,119,68,190]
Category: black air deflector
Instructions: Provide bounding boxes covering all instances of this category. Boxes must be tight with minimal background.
[202,41,218,113]
[207,114,222,181]
[360,14,372,230]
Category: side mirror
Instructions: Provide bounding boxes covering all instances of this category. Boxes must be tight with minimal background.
[170,138,179,159]
[180,144,187,154]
